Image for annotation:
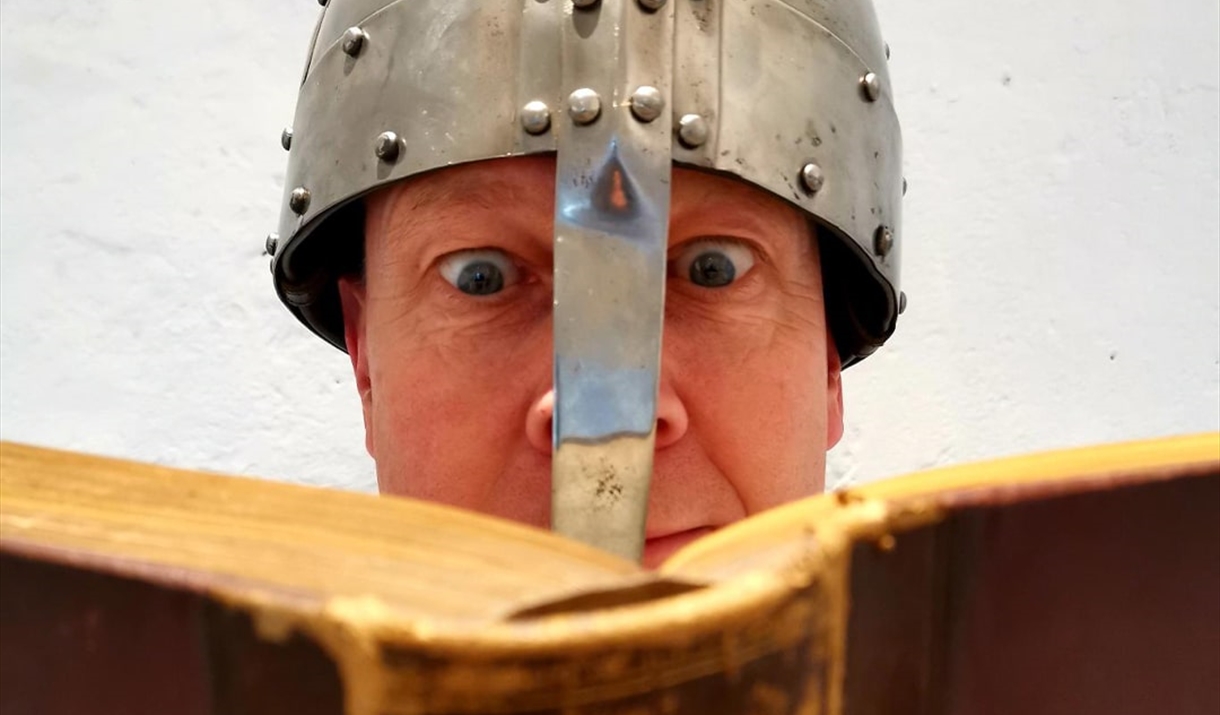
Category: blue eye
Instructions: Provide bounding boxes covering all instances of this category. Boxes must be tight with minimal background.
[438,250,519,296]
[672,240,756,288]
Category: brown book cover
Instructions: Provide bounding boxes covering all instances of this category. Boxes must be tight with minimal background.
[2,434,1217,715]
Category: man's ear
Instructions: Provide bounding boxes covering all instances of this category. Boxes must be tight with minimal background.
[826,340,845,449]
[337,276,376,458]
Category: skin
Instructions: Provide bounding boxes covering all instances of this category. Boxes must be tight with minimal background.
[338,156,843,568]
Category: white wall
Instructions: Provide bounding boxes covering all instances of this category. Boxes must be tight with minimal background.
[2,0,1217,493]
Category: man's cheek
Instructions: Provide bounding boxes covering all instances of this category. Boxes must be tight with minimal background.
[377,338,545,434]
[665,307,792,378]
[371,377,515,503]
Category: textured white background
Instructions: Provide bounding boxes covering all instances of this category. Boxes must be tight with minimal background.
[2,0,1217,493]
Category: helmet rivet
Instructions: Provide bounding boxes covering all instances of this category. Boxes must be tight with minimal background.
[861,72,881,102]
[677,114,708,148]
[318,0,328,5]
[903,178,908,196]
[265,233,279,256]
[374,131,401,162]
[899,291,908,315]
[873,225,893,258]
[800,162,825,194]
[567,88,602,125]
[520,100,552,135]
[281,127,293,151]
[637,0,667,10]
[629,86,664,123]
[885,43,891,60]
[289,187,312,215]
[573,0,600,8]
[342,27,368,57]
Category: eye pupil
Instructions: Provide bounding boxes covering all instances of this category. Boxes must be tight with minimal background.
[689,252,736,288]
[457,261,505,295]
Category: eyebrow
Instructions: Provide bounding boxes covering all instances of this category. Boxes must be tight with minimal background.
[376,174,536,247]
[398,178,497,215]
[398,163,556,215]
[670,197,793,246]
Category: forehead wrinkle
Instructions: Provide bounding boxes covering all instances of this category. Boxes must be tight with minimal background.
[404,156,554,212]
[671,170,806,246]
[372,160,812,265]
[379,165,551,238]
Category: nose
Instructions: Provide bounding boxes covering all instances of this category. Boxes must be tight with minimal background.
[525,378,689,455]
[653,378,689,449]
[525,390,555,455]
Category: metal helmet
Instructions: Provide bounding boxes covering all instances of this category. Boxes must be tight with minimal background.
[269,0,903,369]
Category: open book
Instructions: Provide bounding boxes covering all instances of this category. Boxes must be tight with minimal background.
[2,434,1217,715]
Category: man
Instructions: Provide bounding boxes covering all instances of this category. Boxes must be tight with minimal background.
[267,0,903,568]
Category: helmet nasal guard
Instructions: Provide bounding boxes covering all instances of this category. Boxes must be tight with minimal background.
[269,0,904,367]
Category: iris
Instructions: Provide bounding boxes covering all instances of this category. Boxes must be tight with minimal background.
[457,261,504,295]
[689,252,736,288]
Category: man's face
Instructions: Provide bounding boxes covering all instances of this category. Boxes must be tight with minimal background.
[339,156,843,567]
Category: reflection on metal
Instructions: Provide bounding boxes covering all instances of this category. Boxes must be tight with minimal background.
[341,27,368,57]
[629,86,665,123]
[289,187,311,215]
[860,71,881,102]
[374,131,400,162]
[553,437,656,560]
[552,0,674,562]
[676,113,707,148]
[520,101,552,135]
[800,162,825,194]
[567,88,602,125]
[873,225,893,258]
